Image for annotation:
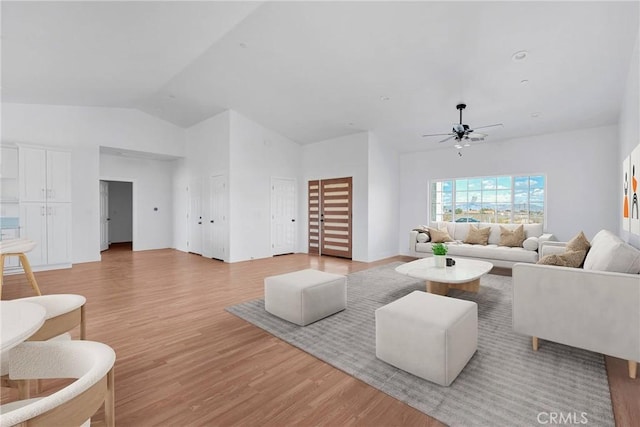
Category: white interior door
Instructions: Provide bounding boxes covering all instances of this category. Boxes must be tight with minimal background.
[271,177,296,255]
[99,181,109,251]
[188,180,203,255]
[206,175,227,260]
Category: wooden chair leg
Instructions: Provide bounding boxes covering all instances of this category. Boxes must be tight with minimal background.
[630,360,637,379]
[17,379,31,399]
[0,254,5,299]
[19,253,42,296]
[105,367,115,427]
[532,337,539,351]
[80,304,87,340]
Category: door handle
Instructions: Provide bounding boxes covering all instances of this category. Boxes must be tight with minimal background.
[198,222,202,225]
[291,219,296,222]
[210,220,214,223]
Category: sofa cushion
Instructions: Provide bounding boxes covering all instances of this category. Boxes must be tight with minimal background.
[428,227,454,243]
[522,237,539,251]
[583,230,640,274]
[463,225,490,245]
[447,244,539,263]
[499,225,525,247]
[537,250,587,268]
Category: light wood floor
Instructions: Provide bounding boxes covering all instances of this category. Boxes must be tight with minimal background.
[2,245,638,426]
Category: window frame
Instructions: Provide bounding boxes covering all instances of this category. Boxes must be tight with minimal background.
[428,173,547,225]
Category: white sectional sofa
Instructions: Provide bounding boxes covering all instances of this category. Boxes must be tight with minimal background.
[513,229,640,379]
[409,221,556,268]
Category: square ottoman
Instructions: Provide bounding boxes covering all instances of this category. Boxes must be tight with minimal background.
[375,290,477,386]
[264,269,347,326]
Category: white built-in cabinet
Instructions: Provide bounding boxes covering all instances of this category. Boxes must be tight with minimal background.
[18,147,72,269]
[20,148,71,203]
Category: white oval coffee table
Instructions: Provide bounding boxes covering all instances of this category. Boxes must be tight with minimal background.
[395,257,493,296]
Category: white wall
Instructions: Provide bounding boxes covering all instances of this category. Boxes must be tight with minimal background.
[301,132,369,261]
[618,32,640,248]
[228,110,301,262]
[2,103,185,262]
[100,154,176,251]
[398,125,619,253]
[368,132,400,261]
[107,181,132,243]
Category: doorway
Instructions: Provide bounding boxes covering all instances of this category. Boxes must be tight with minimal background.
[308,177,353,259]
[271,177,297,256]
[100,180,133,251]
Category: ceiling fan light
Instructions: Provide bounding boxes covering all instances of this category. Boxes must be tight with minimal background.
[463,142,471,147]
[454,144,462,149]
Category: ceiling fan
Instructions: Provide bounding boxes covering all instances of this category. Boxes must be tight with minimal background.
[422,104,503,149]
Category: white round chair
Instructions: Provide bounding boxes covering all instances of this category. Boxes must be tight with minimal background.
[0,340,116,427]
[1,294,86,397]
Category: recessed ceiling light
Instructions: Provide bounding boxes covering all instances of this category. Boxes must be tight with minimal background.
[512,50,528,62]
[531,112,541,118]
[520,79,529,85]
[380,96,390,101]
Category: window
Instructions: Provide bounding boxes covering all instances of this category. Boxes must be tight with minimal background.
[430,174,545,224]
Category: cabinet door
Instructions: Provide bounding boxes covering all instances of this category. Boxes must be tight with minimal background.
[46,151,71,202]
[20,203,47,266]
[47,203,72,265]
[0,146,18,179]
[1,147,19,202]
[19,148,47,202]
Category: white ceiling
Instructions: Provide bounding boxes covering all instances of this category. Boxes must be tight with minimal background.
[2,1,638,152]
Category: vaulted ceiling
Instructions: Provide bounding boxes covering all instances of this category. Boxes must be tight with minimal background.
[2,1,638,152]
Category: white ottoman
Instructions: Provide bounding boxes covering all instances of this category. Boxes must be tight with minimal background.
[375,290,477,386]
[264,269,347,326]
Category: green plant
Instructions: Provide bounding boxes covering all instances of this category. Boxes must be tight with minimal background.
[431,242,448,256]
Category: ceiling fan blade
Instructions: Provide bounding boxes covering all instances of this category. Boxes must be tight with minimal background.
[439,135,456,143]
[472,123,503,131]
[422,132,454,137]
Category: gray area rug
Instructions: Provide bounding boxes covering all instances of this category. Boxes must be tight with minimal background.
[226,263,614,426]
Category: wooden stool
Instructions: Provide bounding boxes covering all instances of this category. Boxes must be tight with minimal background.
[0,239,42,299]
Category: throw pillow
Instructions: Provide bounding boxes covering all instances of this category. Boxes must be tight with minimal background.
[417,232,430,243]
[499,225,525,247]
[427,227,454,243]
[463,225,491,245]
[566,231,590,253]
[537,250,587,268]
[522,236,539,251]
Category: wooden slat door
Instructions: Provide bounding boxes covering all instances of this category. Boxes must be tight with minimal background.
[320,177,352,259]
[308,180,320,254]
